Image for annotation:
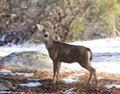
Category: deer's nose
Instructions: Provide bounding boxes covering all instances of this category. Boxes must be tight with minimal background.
[44,34,48,37]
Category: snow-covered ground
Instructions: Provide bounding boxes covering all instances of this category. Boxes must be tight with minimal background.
[0,37,120,74]
[19,82,42,87]
[71,37,120,74]
[0,69,33,77]
[0,38,120,92]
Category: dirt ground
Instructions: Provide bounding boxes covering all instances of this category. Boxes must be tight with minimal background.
[0,68,120,94]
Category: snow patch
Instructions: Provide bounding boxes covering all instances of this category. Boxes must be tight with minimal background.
[92,62,120,74]
[15,72,33,77]
[19,82,42,87]
[0,35,6,42]
[105,84,120,89]
[72,37,120,53]
[0,70,15,75]
[117,76,120,78]
[0,91,24,94]
[0,69,33,77]
[64,88,74,94]
[63,76,79,84]
[73,73,85,76]
[0,37,120,74]
[97,77,104,80]
[0,43,47,56]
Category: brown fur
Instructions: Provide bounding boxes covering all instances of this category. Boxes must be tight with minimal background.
[37,24,98,84]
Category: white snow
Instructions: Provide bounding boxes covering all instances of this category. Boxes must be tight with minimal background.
[0,70,15,75]
[0,35,6,42]
[92,62,120,74]
[97,77,104,80]
[64,88,74,94]
[0,37,120,74]
[0,37,120,89]
[19,82,42,87]
[0,91,24,94]
[105,84,120,89]
[63,75,79,84]
[15,72,33,77]
[0,43,47,57]
[117,76,120,78]
[71,37,120,53]
[64,37,120,74]
[0,69,33,77]
[73,73,85,76]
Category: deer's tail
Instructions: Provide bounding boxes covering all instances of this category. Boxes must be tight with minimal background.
[87,48,92,61]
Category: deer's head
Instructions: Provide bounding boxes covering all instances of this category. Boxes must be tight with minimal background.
[37,24,52,41]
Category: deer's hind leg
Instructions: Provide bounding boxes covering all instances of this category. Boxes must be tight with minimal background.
[87,66,97,84]
[79,61,97,84]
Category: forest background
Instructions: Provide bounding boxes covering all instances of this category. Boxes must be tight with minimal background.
[0,0,120,45]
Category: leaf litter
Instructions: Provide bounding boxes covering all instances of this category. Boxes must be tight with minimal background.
[0,69,120,93]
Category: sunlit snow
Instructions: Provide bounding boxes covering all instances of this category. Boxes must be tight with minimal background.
[0,69,33,77]
[63,75,79,84]
[0,91,24,94]
[19,82,42,87]
[105,84,120,89]
[0,37,120,74]
[97,77,104,80]
[0,37,120,91]
[0,35,6,42]
[64,88,74,94]
[0,43,47,57]
[15,72,33,77]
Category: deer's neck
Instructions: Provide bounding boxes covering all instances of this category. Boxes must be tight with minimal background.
[45,37,54,50]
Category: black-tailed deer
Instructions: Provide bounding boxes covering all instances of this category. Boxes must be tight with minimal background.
[37,24,98,84]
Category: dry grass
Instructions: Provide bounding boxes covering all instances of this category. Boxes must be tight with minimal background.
[0,68,120,94]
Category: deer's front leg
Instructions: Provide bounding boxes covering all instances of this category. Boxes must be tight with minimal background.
[53,61,61,84]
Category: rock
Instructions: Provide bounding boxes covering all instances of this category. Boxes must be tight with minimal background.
[0,51,53,72]
[0,51,79,72]
[0,78,13,90]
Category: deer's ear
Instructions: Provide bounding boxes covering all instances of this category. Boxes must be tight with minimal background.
[37,24,44,31]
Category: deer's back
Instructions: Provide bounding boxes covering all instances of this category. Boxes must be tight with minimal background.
[48,41,91,63]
